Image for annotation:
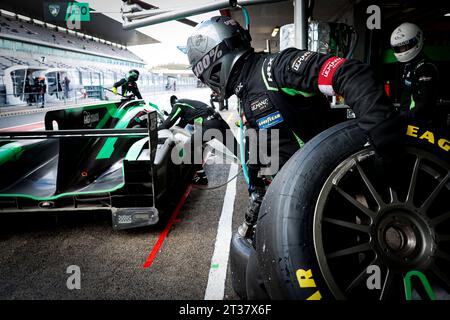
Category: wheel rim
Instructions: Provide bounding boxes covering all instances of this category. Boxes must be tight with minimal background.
[313,147,450,300]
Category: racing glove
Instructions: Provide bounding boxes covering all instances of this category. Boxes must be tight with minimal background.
[367,111,407,190]
[112,87,118,95]
[367,111,405,157]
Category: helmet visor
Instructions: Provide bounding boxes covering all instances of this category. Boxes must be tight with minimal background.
[392,37,419,53]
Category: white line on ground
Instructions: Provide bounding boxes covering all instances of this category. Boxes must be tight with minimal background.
[204,162,239,300]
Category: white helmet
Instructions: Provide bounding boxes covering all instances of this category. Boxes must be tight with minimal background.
[390,23,423,63]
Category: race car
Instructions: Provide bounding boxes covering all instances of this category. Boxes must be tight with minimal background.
[0,99,196,230]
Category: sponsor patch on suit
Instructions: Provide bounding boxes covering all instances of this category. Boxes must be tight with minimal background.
[291,51,315,73]
[250,97,271,116]
[256,111,284,129]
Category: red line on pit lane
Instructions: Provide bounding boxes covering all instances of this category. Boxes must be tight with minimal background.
[143,184,193,269]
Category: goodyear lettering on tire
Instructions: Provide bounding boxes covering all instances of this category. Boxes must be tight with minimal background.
[406,125,449,152]
[296,269,322,300]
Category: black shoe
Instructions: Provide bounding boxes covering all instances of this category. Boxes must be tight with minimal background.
[192,170,208,185]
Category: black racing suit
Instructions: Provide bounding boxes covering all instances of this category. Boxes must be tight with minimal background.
[231,48,399,189]
[231,49,400,300]
[113,78,143,100]
[160,98,239,169]
[160,98,216,129]
[399,54,438,121]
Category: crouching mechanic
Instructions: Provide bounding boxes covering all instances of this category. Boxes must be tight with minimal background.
[159,95,239,185]
[112,69,143,100]
[187,16,404,298]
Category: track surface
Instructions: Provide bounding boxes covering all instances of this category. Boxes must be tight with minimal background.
[0,88,248,299]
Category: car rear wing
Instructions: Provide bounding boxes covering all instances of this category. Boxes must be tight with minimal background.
[0,111,158,163]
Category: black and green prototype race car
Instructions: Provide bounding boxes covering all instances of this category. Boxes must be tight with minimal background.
[0,99,195,230]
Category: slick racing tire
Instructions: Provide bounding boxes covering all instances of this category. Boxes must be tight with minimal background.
[229,232,253,299]
[256,120,450,300]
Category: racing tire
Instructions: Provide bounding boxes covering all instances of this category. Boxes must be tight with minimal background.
[229,232,252,299]
[256,120,450,300]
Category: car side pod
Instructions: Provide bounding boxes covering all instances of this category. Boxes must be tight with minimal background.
[111,207,159,230]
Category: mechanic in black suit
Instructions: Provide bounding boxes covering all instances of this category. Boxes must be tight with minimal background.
[112,69,142,100]
[390,22,438,121]
[160,95,238,185]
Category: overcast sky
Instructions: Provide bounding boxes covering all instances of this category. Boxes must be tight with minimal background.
[89,0,220,67]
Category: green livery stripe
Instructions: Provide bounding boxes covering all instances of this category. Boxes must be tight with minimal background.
[148,102,165,118]
[95,106,146,160]
[97,138,119,160]
[95,104,119,129]
[0,142,23,166]
[148,102,161,112]
[96,112,112,129]
[281,87,315,97]
[0,164,126,201]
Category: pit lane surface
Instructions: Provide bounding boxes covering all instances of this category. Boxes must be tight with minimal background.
[0,89,248,299]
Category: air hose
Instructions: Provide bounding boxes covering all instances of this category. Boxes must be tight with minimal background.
[241,6,250,30]
[191,165,243,190]
[238,101,250,185]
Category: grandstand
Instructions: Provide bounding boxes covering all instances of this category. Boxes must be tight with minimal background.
[0,14,143,62]
[0,9,197,107]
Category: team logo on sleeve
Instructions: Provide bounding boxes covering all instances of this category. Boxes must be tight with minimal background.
[318,57,346,96]
[291,51,315,72]
[266,57,275,82]
[256,111,284,129]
